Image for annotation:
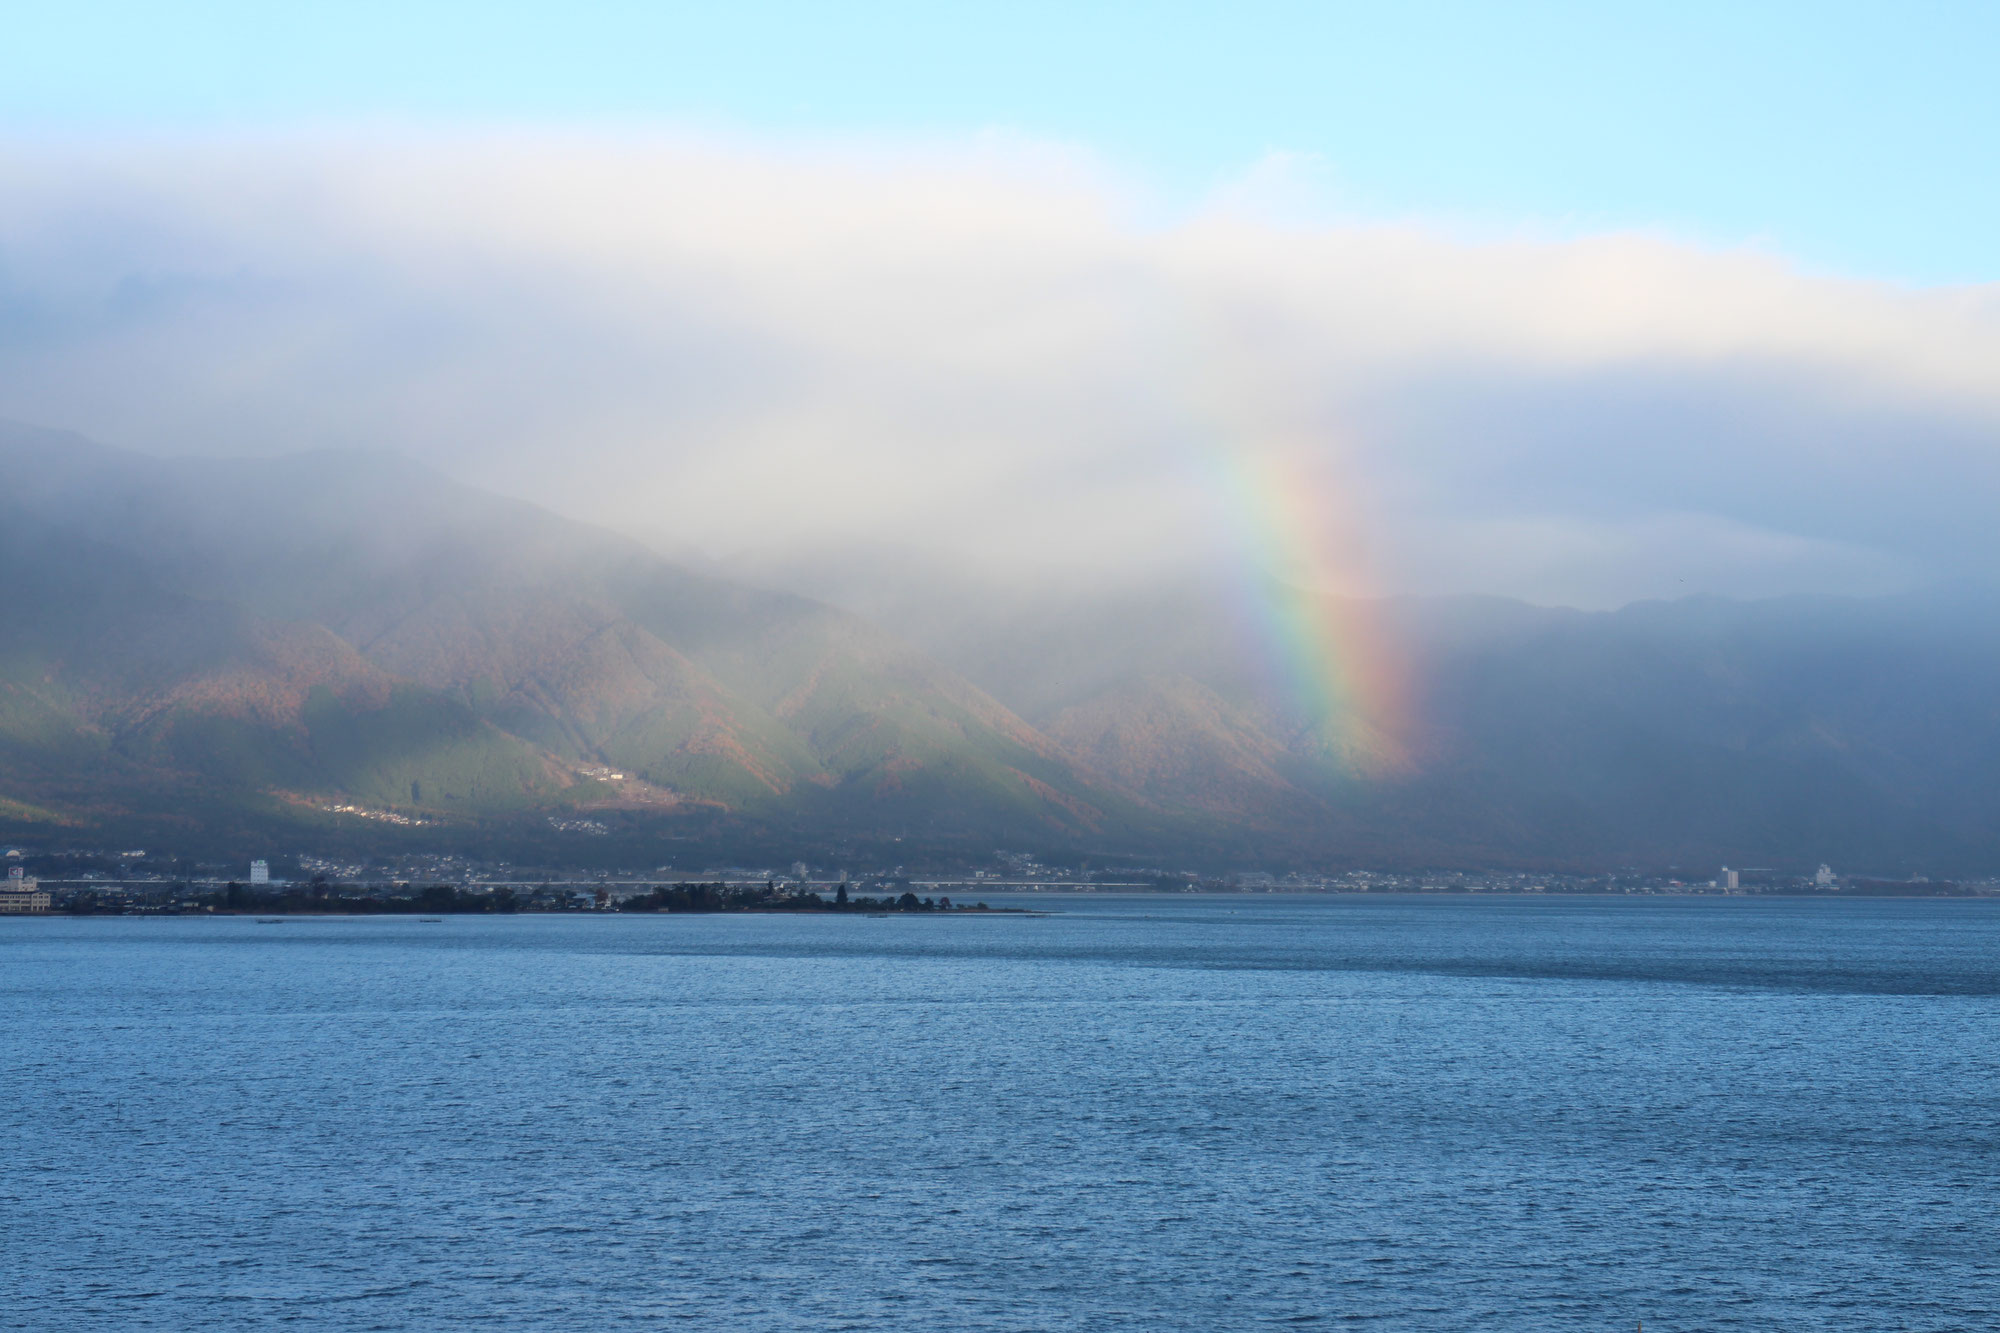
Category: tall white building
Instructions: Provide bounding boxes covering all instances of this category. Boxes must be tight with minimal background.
[1718,866,1740,891]
[0,865,49,914]
[249,859,270,885]
[1815,864,1835,888]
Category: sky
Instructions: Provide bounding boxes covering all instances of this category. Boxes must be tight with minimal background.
[3,3,1998,610]
[10,1,1998,283]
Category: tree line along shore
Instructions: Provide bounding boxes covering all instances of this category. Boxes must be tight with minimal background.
[48,880,1010,915]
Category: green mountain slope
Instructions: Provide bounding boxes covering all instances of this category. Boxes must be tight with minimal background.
[13,419,1997,872]
[0,421,1123,841]
[910,582,2000,871]
[0,516,578,827]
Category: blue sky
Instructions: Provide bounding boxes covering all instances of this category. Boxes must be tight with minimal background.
[7,0,1996,284]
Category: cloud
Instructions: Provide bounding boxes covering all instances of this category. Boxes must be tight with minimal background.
[1,128,1996,610]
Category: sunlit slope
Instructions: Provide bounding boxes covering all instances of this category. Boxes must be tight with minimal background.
[19,420,1990,868]
[666,599,1123,832]
[0,519,575,824]
[1045,672,1305,824]
[0,422,1122,838]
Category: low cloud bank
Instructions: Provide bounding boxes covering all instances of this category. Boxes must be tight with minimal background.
[2,130,1996,610]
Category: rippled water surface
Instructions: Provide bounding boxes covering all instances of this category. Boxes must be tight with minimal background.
[6,895,1999,1330]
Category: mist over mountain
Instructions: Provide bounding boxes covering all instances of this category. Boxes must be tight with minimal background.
[765,563,2000,874]
[3,421,1997,874]
[0,422,1127,851]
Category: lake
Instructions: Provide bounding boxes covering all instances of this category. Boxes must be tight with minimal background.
[5,895,1997,1329]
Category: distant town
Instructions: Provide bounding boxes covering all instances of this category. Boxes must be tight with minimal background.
[2,847,1994,915]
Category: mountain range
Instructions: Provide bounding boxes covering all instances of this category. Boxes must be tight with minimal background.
[4,420,1998,874]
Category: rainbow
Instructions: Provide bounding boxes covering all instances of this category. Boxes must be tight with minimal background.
[1212,444,1413,776]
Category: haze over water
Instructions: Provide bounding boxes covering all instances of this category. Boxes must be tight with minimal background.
[7,895,1997,1330]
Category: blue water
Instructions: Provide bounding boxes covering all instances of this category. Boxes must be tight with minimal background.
[5,895,1998,1330]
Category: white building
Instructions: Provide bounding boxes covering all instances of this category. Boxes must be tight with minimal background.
[1718,866,1740,891]
[1815,864,1836,888]
[249,859,270,885]
[0,866,49,914]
